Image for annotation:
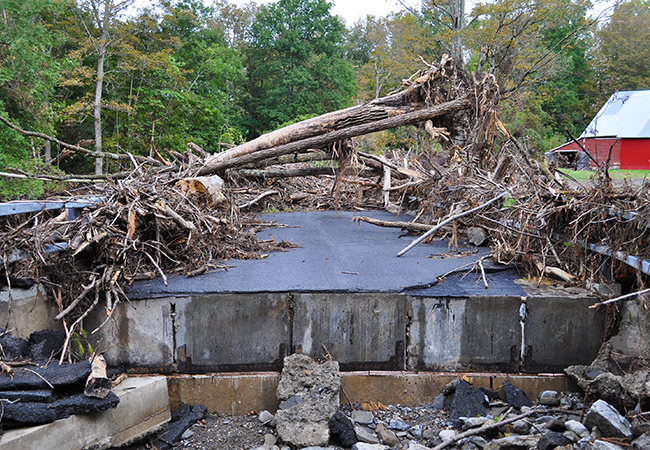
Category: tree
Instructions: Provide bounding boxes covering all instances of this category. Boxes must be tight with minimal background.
[75,0,134,175]
[245,0,356,136]
[591,0,650,96]
[0,0,69,199]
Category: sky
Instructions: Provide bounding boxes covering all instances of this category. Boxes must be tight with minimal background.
[229,0,418,25]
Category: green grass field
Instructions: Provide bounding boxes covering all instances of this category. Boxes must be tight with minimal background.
[558,169,650,184]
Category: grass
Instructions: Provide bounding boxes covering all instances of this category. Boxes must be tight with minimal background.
[558,169,650,184]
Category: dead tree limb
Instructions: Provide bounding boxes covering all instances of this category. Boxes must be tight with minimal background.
[233,166,336,178]
[196,97,473,175]
[352,216,433,232]
[0,114,161,166]
[398,192,507,257]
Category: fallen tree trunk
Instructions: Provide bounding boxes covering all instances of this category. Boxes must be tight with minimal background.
[197,97,473,175]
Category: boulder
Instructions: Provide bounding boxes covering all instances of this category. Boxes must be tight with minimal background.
[584,399,633,439]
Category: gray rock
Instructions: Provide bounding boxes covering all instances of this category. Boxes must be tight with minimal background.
[439,429,456,441]
[301,447,335,450]
[352,410,375,424]
[565,419,590,438]
[546,418,566,432]
[466,227,487,246]
[389,418,411,431]
[537,431,573,450]
[279,395,304,410]
[259,410,276,426]
[275,353,341,447]
[563,430,581,443]
[632,432,650,449]
[355,425,380,444]
[263,433,277,449]
[329,411,356,447]
[584,399,633,439]
[501,380,533,408]
[450,380,488,423]
[376,423,399,447]
[181,429,194,439]
[510,419,532,435]
[352,443,389,450]
[426,393,445,411]
[410,424,423,439]
[484,435,541,450]
[406,442,430,450]
[539,390,561,406]
[463,417,489,428]
[592,440,627,450]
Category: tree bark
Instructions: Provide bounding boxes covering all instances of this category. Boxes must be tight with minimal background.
[197,97,472,175]
[205,84,436,167]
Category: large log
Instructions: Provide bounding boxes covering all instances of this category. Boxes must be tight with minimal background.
[206,89,424,166]
[197,97,472,175]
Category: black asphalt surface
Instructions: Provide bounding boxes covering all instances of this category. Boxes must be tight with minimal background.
[126,210,523,298]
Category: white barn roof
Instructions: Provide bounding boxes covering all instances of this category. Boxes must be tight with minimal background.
[581,90,650,139]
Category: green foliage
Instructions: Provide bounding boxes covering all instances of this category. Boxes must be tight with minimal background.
[245,0,356,136]
[71,328,93,358]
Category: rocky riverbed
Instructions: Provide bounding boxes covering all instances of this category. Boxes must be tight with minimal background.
[121,354,650,450]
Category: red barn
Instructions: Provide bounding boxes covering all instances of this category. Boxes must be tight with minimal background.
[547,90,650,170]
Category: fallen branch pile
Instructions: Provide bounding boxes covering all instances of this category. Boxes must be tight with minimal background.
[1,54,649,362]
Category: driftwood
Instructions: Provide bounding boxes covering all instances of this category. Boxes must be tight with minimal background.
[84,354,111,399]
[398,192,507,257]
[352,216,433,233]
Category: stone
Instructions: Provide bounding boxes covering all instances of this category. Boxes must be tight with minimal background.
[632,432,650,449]
[410,424,423,439]
[439,429,456,441]
[546,418,566,432]
[564,430,580,443]
[463,417,489,428]
[426,393,445,410]
[389,418,410,431]
[450,380,488,423]
[181,429,194,439]
[352,410,375,424]
[501,380,533,408]
[263,433,278,449]
[355,425,380,444]
[592,440,627,450]
[537,431,573,450]
[275,354,341,448]
[510,419,532,435]
[259,410,276,426]
[483,435,541,450]
[584,399,633,439]
[466,227,487,246]
[376,423,399,447]
[328,412,357,447]
[565,419,590,439]
[539,390,561,406]
[406,442,430,450]
[279,395,304,410]
[352,443,389,450]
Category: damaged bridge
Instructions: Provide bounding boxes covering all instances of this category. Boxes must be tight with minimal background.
[77,210,604,376]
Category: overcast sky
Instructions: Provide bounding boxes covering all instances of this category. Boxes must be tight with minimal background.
[228,0,418,25]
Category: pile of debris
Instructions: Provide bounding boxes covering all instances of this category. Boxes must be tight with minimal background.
[0,329,119,433]
[0,54,648,360]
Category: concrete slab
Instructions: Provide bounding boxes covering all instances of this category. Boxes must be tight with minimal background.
[167,372,579,416]
[0,376,170,450]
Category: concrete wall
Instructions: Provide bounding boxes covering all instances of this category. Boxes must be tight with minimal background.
[0,284,61,339]
[88,290,605,374]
